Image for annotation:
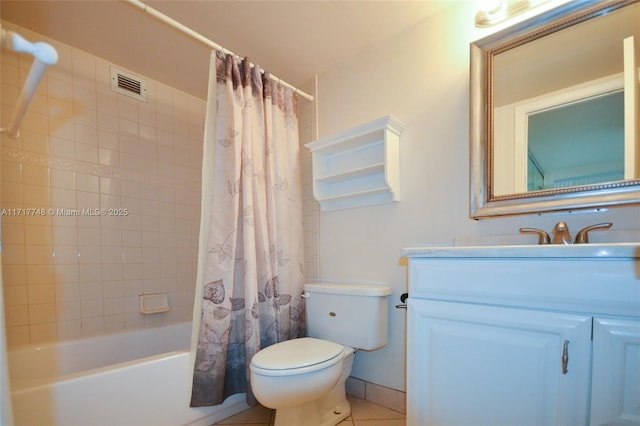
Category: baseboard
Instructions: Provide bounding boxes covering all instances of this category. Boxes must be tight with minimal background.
[345,377,406,414]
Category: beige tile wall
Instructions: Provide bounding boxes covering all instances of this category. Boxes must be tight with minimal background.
[297,79,320,282]
[1,22,205,346]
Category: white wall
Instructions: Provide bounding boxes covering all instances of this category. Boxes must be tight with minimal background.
[313,3,640,391]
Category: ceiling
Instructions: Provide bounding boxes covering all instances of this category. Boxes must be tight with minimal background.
[1,0,453,99]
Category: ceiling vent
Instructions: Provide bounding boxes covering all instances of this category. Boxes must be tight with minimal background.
[110,67,147,102]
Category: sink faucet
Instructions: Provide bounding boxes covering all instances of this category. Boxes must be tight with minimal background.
[519,227,550,244]
[574,222,613,244]
[552,222,572,245]
[520,222,613,245]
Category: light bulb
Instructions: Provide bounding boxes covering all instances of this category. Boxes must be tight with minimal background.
[476,0,504,14]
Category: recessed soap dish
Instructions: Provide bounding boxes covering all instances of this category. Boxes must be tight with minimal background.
[139,293,170,314]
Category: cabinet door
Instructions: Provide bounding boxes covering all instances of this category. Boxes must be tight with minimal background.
[590,317,640,426]
[407,299,592,426]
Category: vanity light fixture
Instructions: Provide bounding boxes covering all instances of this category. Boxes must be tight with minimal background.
[475,0,552,27]
[476,0,508,26]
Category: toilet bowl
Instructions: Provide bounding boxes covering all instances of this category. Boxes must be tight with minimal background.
[249,283,390,426]
[250,337,355,426]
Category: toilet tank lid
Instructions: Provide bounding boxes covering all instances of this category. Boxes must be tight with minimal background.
[304,283,391,296]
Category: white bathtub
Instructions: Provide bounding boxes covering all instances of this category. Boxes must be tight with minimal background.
[8,322,248,426]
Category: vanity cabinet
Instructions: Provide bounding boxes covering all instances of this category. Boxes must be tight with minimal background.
[409,300,592,426]
[403,245,640,426]
[590,317,640,425]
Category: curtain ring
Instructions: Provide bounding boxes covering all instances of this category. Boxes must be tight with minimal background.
[217,48,226,59]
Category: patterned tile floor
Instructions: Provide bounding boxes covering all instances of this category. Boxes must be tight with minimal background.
[213,395,406,426]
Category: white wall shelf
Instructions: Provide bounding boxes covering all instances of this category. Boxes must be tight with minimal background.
[305,115,404,211]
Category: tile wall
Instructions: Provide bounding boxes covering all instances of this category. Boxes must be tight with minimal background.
[1,23,320,348]
[1,22,205,346]
[297,79,320,282]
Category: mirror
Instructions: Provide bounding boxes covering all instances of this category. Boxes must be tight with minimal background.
[470,0,640,218]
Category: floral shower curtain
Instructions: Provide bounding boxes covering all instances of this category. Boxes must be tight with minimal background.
[189,51,305,407]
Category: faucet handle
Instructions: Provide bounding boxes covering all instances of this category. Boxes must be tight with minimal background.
[519,227,550,245]
[574,222,613,244]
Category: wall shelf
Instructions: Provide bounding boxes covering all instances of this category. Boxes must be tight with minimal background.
[305,115,404,211]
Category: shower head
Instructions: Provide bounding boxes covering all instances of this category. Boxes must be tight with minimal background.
[1,26,58,65]
[0,24,59,137]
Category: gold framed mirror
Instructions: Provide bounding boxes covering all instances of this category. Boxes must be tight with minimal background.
[470,0,640,218]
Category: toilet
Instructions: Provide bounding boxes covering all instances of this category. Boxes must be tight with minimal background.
[250,282,391,426]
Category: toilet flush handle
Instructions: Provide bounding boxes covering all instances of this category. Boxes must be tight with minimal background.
[396,293,408,310]
[301,291,310,298]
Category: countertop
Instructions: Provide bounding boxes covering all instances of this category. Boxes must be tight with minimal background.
[402,243,640,259]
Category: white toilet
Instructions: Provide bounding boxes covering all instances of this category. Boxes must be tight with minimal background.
[250,282,391,426]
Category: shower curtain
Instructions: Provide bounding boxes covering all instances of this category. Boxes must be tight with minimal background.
[189,51,305,407]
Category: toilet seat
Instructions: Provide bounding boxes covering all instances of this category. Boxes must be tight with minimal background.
[250,337,344,377]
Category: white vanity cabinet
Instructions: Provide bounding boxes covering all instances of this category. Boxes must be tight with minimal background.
[403,245,640,426]
[409,299,592,426]
[590,317,640,425]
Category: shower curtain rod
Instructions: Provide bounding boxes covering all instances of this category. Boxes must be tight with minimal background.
[124,0,314,102]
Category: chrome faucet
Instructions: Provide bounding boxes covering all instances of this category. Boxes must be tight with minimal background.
[552,221,572,245]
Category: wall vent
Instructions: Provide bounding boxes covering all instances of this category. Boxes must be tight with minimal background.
[110,67,147,102]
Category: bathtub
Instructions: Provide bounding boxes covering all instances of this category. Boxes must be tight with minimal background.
[8,322,249,426]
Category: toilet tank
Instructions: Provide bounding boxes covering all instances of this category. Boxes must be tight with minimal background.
[303,283,391,351]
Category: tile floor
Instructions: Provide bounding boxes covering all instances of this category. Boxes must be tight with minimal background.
[213,395,405,426]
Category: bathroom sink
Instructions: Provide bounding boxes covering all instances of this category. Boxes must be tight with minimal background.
[402,243,640,259]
